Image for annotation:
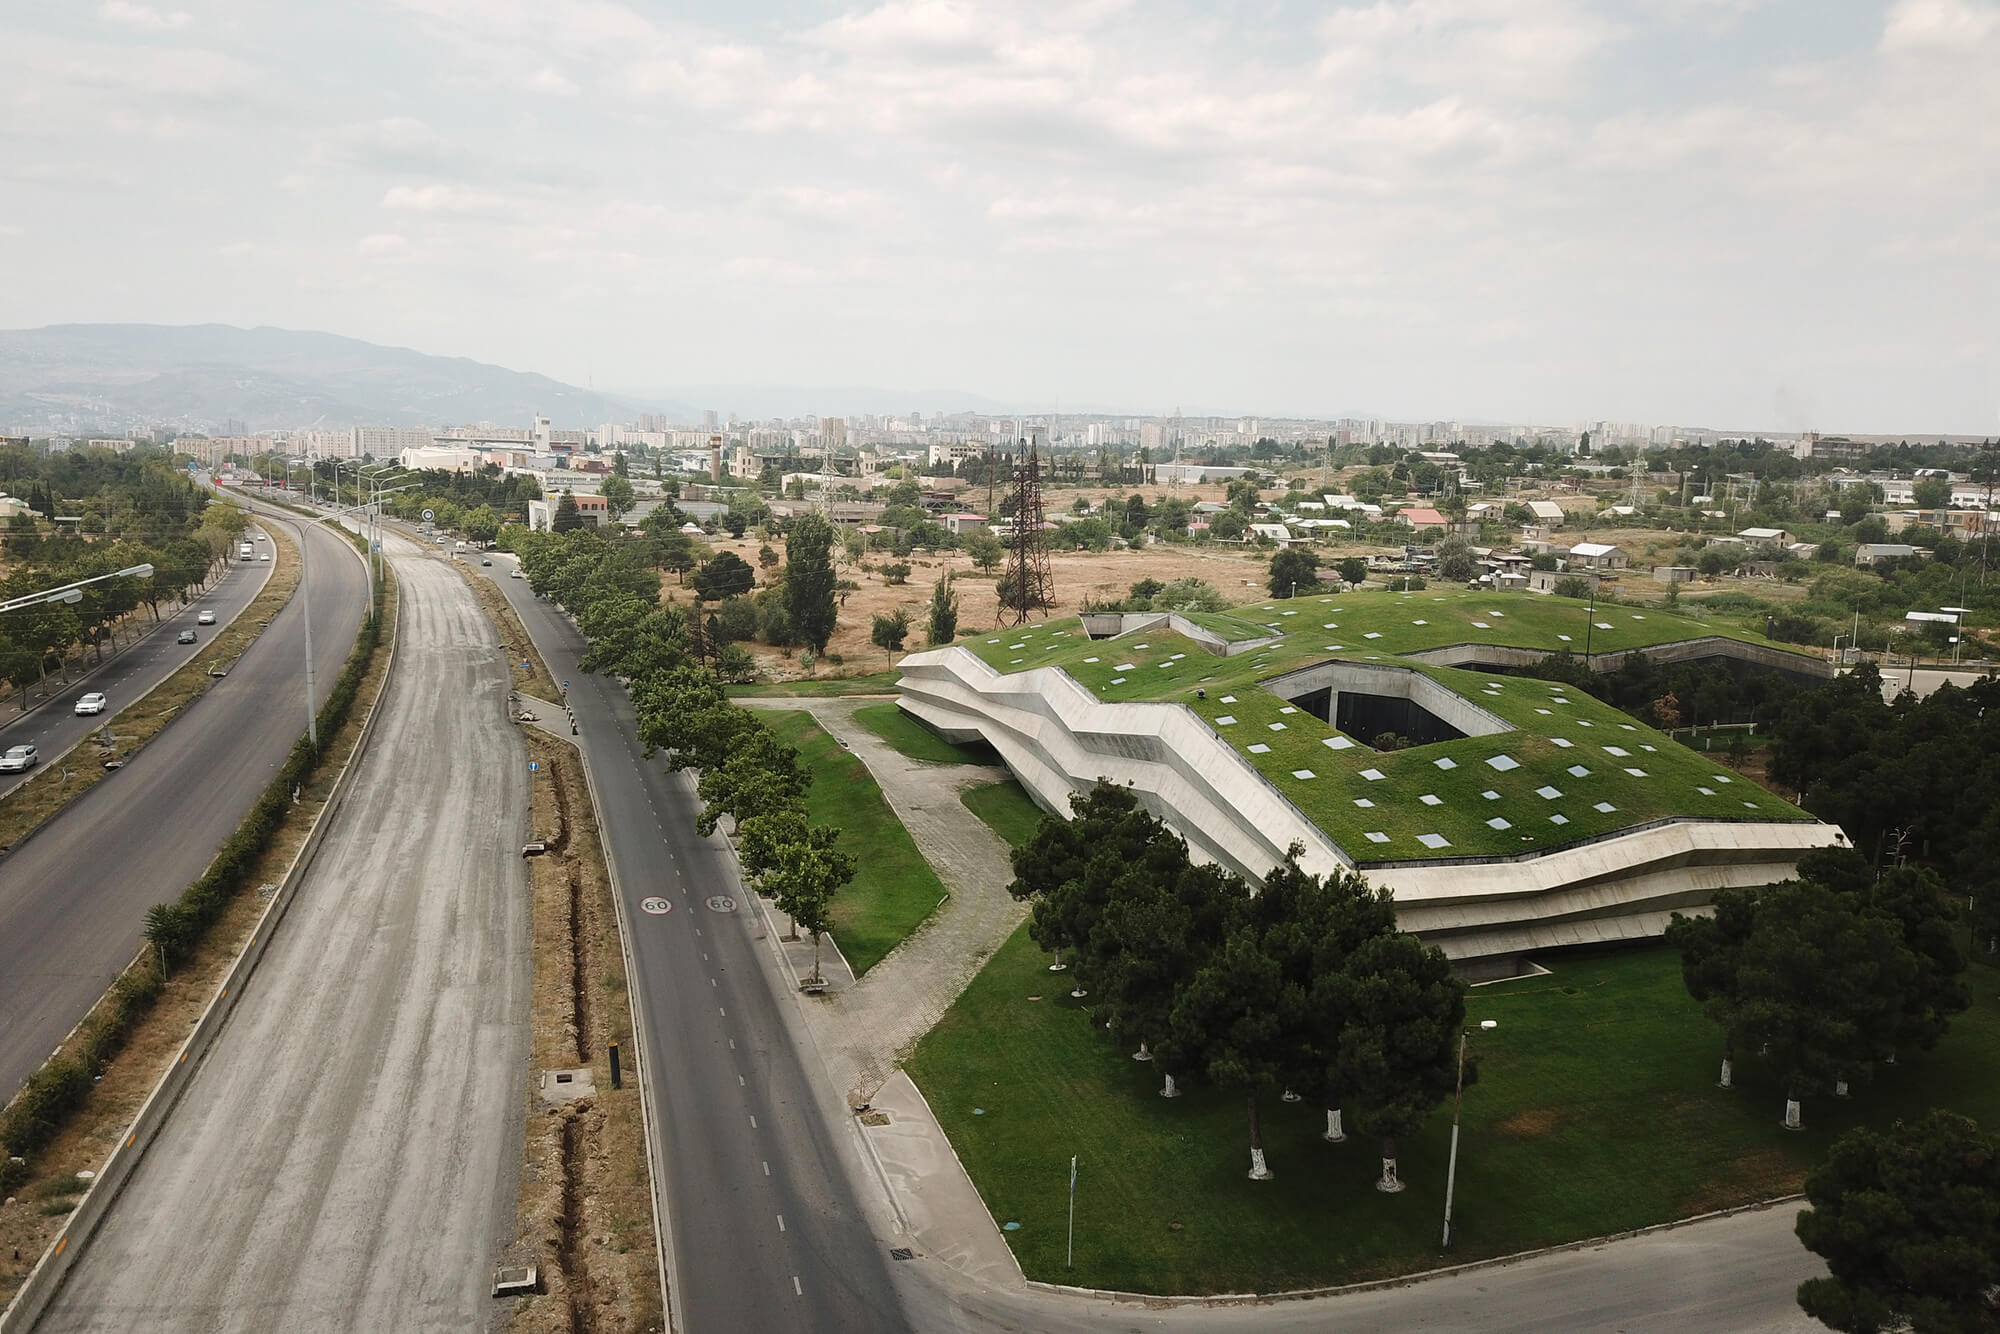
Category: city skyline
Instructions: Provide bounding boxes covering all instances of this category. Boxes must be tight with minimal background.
[2,1,1996,433]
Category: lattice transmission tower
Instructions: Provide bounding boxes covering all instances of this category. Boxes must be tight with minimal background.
[1001,444,1055,625]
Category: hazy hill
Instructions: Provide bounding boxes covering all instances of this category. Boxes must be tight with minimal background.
[0,323,683,432]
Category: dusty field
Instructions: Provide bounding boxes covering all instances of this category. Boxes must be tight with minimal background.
[0,562,395,1310]
[667,537,1284,680]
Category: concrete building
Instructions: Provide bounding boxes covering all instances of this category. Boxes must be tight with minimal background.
[1566,542,1629,572]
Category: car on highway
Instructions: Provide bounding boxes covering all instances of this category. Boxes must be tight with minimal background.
[481,558,492,566]
[178,629,198,644]
[74,692,107,715]
[0,744,38,772]
[197,610,216,625]
[259,553,271,561]
[510,569,524,579]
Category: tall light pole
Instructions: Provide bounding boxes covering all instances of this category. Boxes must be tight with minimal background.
[1440,1018,1498,1252]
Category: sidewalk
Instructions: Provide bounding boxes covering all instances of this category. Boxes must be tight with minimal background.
[739,696,1030,1105]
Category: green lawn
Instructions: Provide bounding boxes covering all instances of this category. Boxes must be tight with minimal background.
[940,590,1812,862]
[759,710,947,974]
[851,701,993,765]
[906,931,2000,1295]
[727,671,899,698]
[961,779,1047,850]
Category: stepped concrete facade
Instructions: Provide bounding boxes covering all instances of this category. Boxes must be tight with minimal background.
[897,644,1844,965]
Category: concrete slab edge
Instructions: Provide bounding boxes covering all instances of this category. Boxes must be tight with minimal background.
[548,729,684,1334]
[0,578,397,1334]
[1017,1192,1807,1310]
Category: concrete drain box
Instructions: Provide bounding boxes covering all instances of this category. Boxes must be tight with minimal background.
[538,1068,596,1104]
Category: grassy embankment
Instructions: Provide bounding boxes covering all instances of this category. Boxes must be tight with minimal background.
[758,710,949,975]
[908,934,2000,1296]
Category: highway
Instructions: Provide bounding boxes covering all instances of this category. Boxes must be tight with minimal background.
[473,555,917,1334]
[475,549,1830,1334]
[38,530,531,1333]
[0,547,269,800]
[0,510,366,1101]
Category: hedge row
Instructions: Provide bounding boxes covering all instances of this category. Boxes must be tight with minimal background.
[0,570,387,1187]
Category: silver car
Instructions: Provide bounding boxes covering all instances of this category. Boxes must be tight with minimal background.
[0,744,39,773]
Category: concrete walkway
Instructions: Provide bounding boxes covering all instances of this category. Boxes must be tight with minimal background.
[741,696,1030,1106]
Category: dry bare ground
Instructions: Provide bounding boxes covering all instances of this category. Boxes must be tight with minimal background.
[500,708,661,1332]
[0,553,393,1310]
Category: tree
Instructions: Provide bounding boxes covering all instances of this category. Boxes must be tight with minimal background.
[1168,920,1299,1181]
[1268,547,1319,599]
[880,562,912,585]
[784,512,839,656]
[871,608,910,664]
[692,550,755,602]
[926,573,958,646]
[964,532,1003,574]
[711,596,759,643]
[761,814,854,986]
[654,529,698,584]
[599,474,635,522]
[1329,932,1465,1192]
[1208,510,1246,541]
[552,490,582,533]
[1338,556,1368,589]
[695,727,810,835]
[1435,535,1477,583]
[1912,476,1954,510]
[1551,575,1594,600]
[1795,1110,2000,1334]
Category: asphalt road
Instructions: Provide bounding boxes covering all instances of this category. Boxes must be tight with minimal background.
[0,511,366,1100]
[0,548,270,800]
[38,531,532,1333]
[474,550,1826,1334]
[472,554,916,1334]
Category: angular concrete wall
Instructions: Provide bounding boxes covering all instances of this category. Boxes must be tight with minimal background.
[898,645,1844,962]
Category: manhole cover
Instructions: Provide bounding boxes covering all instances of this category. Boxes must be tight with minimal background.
[890,1248,913,1261]
[705,895,737,913]
[640,897,671,915]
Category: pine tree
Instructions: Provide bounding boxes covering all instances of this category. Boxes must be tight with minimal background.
[784,512,838,655]
[927,572,959,646]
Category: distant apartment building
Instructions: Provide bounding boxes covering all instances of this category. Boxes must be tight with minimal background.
[525,493,611,531]
[818,417,848,448]
[928,441,986,469]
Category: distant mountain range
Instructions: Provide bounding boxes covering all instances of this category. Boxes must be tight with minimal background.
[0,324,683,434]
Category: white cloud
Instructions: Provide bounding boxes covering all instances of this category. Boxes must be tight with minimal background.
[100,2,192,32]
[356,233,410,256]
[380,183,511,214]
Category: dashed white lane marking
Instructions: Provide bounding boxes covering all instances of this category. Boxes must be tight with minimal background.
[793,1276,802,1296]
[762,1160,769,1175]
[738,1074,745,1086]
[776,1215,785,1233]
[750,1114,758,1129]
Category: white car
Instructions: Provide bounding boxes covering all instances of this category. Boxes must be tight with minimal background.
[197,610,216,625]
[74,692,107,715]
[510,569,525,579]
[0,744,38,773]
[260,553,271,561]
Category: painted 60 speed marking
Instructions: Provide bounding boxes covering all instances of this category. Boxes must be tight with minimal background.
[639,896,671,915]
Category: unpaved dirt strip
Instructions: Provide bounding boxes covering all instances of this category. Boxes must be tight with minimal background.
[34,535,531,1334]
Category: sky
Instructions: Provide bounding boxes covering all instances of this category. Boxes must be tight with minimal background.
[2,0,1996,433]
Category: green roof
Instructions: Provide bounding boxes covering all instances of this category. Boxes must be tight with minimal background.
[951,589,1813,863]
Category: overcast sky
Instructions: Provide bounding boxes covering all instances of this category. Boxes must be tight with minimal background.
[3,0,1996,432]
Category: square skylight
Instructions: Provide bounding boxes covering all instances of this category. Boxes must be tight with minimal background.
[1641,744,1657,752]
[1292,769,1316,780]
[1354,798,1375,808]
[1133,643,1150,649]
[1434,757,1457,770]
[1365,831,1390,843]
[1084,656,1100,663]
[1114,663,1136,671]
[1364,632,1383,639]
[987,638,999,643]
[1268,722,1288,731]
[1323,622,1339,629]
[1576,720,1594,727]
[1487,817,1512,830]
[1568,765,1591,777]
[1486,755,1520,771]
[1620,724,1637,731]
[1557,634,1573,642]
[1536,785,1563,800]
[1551,738,1573,748]
[1360,768,1386,781]
[1473,621,1490,628]
[1215,715,1237,726]
[1595,622,1614,630]
[1594,801,1617,813]
[1482,789,1501,800]
[1010,643,1025,649]
[1710,774,1732,784]
[1743,800,1759,808]
[1170,653,1186,660]
[1220,695,1237,703]
[1624,767,1649,777]
[1413,619,1428,625]
[1417,833,1451,849]
[1420,794,1442,806]
[1249,743,1271,754]
[1279,706,1298,714]
[1549,814,1569,825]
[1010,658,1023,663]
[1488,610,1505,617]
[1604,745,1630,757]
[1326,644,1344,650]
[1698,786,1715,796]
[1323,736,1355,750]
[1535,708,1552,715]
[1111,677,1126,684]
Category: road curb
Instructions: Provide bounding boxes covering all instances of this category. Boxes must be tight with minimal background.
[0,582,399,1334]
[1013,1192,1808,1310]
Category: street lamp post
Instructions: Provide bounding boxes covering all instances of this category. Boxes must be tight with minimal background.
[1440,1018,1498,1252]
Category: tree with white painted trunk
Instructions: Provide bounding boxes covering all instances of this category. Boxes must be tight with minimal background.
[1166,923,1301,1182]
[1328,932,1465,1195]
[1300,859,1400,1151]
